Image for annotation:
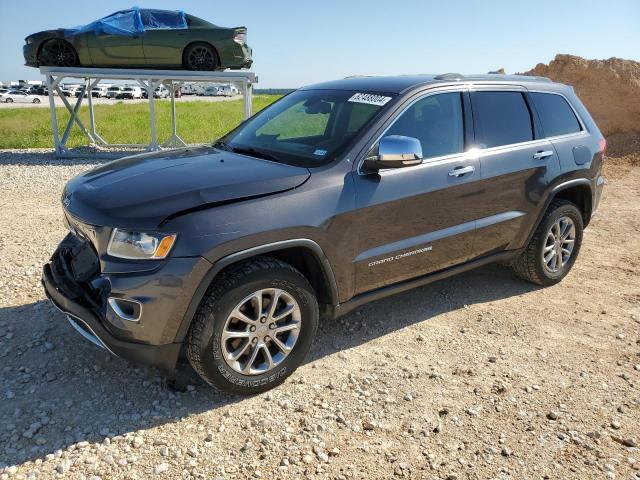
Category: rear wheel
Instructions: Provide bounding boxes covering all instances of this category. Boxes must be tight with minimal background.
[5,98,13,103]
[186,257,319,395]
[184,42,219,71]
[37,39,78,67]
[32,98,41,104]
[512,200,583,286]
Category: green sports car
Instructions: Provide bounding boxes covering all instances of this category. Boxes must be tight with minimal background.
[23,8,252,71]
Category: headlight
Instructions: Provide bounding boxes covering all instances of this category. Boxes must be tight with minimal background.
[26,37,33,44]
[107,229,177,260]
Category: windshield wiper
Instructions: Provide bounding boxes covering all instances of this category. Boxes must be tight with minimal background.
[230,146,281,163]
[212,140,230,151]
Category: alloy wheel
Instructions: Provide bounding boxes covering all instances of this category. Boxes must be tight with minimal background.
[187,46,215,70]
[39,40,77,67]
[221,288,301,375]
[542,216,576,273]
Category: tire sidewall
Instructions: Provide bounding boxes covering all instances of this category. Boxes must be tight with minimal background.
[184,43,218,71]
[194,269,318,394]
[534,203,583,284]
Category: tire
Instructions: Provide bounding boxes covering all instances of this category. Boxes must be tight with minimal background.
[32,98,40,104]
[512,199,583,286]
[186,256,319,395]
[37,39,78,67]
[183,42,219,71]
[5,98,13,103]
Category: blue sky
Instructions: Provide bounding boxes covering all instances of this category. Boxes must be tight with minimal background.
[0,0,638,87]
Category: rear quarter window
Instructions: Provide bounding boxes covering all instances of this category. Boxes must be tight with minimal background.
[472,91,533,148]
[530,92,582,137]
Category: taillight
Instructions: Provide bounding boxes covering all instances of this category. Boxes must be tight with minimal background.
[599,138,607,155]
[233,28,247,45]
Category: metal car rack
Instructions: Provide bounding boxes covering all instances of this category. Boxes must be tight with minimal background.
[40,66,258,157]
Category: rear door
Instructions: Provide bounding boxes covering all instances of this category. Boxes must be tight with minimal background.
[469,88,561,257]
[527,91,588,172]
[140,10,187,67]
[352,89,482,295]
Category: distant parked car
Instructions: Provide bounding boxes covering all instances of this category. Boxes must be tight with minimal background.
[63,86,81,97]
[23,8,252,71]
[118,86,143,99]
[107,86,122,99]
[154,85,169,98]
[2,90,41,103]
[203,86,219,96]
[91,85,109,97]
[180,84,198,95]
[217,85,239,97]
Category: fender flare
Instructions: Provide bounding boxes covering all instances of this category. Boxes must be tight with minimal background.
[524,178,592,246]
[173,239,339,343]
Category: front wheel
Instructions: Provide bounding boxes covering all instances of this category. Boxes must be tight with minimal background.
[32,98,41,104]
[512,200,583,286]
[37,39,78,67]
[5,98,13,103]
[186,257,319,395]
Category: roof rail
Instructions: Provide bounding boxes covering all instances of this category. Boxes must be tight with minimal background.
[434,73,464,81]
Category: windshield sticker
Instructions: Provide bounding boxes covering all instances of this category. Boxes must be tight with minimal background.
[348,93,392,106]
[313,149,328,156]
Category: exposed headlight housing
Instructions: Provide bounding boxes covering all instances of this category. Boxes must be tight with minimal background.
[107,229,177,260]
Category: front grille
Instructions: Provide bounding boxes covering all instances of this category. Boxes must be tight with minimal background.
[50,236,103,308]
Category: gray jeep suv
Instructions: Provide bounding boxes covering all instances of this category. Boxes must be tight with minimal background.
[42,74,605,394]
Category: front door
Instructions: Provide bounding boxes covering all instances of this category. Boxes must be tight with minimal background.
[86,10,145,66]
[352,90,482,295]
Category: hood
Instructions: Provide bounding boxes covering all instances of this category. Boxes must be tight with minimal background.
[63,146,310,229]
[27,29,65,41]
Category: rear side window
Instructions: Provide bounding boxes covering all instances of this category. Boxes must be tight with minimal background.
[530,92,582,137]
[140,10,187,29]
[472,91,533,148]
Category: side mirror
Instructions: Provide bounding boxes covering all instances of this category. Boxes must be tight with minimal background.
[363,135,423,172]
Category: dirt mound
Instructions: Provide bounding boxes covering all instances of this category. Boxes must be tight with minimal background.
[524,54,640,139]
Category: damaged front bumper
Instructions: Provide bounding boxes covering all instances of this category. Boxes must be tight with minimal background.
[41,233,210,372]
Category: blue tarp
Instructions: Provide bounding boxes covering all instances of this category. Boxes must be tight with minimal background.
[65,7,187,37]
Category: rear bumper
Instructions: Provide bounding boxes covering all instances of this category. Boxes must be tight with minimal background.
[42,263,181,371]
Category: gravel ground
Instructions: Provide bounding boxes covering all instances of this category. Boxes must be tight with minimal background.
[0,149,639,480]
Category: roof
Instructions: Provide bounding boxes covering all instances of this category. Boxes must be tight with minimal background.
[301,73,559,94]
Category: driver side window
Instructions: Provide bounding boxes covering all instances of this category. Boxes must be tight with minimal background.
[386,92,464,160]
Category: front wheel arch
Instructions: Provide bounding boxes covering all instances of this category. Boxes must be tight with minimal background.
[36,38,79,67]
[174,240,339,344]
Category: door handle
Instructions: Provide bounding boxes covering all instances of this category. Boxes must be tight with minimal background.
[448,165,475,177]
[533,150,554,159]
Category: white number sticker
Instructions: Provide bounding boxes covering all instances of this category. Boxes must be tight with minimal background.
[348,93,392,106]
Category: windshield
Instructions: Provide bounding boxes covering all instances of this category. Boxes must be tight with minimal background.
[217,89,395,167]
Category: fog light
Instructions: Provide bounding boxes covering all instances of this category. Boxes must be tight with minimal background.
[108,297,142,322]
